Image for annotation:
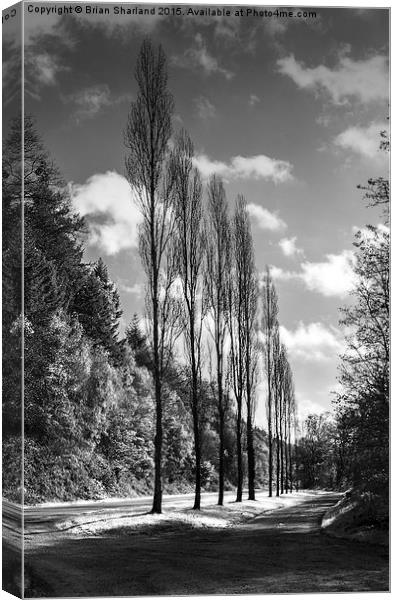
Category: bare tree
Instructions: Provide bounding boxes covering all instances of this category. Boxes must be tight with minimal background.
[170,130,206,510]
[279,344,287,495]
[228,196,258,501]
[125,39,177,514]
[227,252,244,502]
[205,175,231,505]
[283,359,290,493]
[261,267,279,497]
[282,355,295,493]
[272,326,281,496]
[278,344,295,494]
[240,216,258,502]
[290,377,297,491]
[227,204,244,502]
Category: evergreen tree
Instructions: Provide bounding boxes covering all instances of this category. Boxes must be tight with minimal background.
[73,259,123,363]
[125,313,151,367]
[2,118,23,441]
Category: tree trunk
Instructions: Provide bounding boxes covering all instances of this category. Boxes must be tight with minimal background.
[268,388,273,497]
[217,338,225,505]
[285,409,289,493]
[152,382,162,513]
[288,420,293,492]
[193,402,201,510]
[191,327,201,510]
[266,280,273,498]
[294,431,299,491]
[151,288,162,513]
[247,407,255,500]
[218,397,225,506]
[280,397,284,495]
[236,399,243,502]
[275,391,280,497]
[246,326,255,500]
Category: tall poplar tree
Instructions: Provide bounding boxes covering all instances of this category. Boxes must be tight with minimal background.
[205,176,231,505]
[170,130,206,510]
[125,40,178,513]
[261,267,279,497]
[229,196,258,501]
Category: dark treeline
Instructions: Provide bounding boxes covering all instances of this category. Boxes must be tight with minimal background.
[335,130,389,518]
[2,40,299,508]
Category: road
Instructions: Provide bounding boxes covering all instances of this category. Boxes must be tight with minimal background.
[3,489,270,533]
[6,491,388,596]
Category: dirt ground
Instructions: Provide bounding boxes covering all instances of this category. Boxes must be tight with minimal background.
[13,491,390,596]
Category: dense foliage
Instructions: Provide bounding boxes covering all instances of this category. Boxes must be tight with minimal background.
[297,133,389,520]
[296,413,337,489]
[334,139,389,497]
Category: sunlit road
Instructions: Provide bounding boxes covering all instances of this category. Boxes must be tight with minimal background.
[15,492,388,596]
[3,489,274,533]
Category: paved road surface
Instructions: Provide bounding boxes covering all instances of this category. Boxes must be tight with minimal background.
[16,492,389,596]
[3,489,275,533]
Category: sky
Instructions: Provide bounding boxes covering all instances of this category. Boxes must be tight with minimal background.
[2,1,389,425]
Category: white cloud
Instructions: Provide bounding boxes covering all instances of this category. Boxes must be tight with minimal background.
[295,393,330,423]
[24,9,162,44]
[193,155,228,179]
[334,122,388,158]
[119,283,144,296]
[211,15,240,40]
[68,85,111,120]
[249,94,260,106]
[24,13,65,44]
[63,85,132,122]
[193,153,293,183]
[71,171,142,255]
[279,236,304,257]
[264,19,288,36]
[271,249,356,297]
[232,156,293,182]
[33,53,61,85]
[269,266,296,282]
[280,321,344,362]
[300,251,356,296]
[316,114,331,127]
[277,53,388,104]
[172,33,233,80]
[247,204,287,231]
[194,96,216,119]
[25,51,68,98]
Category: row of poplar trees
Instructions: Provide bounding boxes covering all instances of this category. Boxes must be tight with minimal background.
[262,268,297,497]
[125,39,297,513]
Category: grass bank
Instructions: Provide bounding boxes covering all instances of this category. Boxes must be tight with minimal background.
[321,489,388,546]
